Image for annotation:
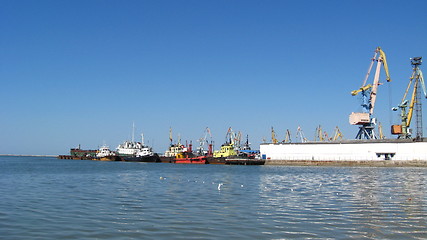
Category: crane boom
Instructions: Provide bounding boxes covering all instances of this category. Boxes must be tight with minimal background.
[378,47,391,82]
[351,47,391,114]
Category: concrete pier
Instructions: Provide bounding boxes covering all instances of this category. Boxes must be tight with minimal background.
[265,160,427,167]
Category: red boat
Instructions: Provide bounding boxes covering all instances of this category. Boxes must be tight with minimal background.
[174,142,207,164]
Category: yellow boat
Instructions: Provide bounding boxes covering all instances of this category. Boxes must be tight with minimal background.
[213,144,237,158]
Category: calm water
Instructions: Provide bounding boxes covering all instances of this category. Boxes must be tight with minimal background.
[1,156,426,239]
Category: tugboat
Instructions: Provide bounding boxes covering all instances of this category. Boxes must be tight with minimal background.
[95,145,121,161]
[208,127,238,164]
[174,142,207,164]
[213,127,238,158]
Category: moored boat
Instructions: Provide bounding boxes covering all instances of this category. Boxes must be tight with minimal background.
[116,130,160,162]
[172,141,207,164]
[70,145,97,159]
[94,145,121,161]
[58,145,97,160]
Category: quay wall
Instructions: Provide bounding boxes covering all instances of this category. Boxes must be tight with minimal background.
[260,141,427,166]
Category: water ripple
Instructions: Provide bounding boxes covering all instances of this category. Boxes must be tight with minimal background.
[1,157,427,239]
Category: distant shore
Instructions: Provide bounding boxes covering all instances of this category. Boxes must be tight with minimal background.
[0,154,57,157]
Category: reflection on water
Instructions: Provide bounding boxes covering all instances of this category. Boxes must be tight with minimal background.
[259,166,427,239]
[0,157,427,239]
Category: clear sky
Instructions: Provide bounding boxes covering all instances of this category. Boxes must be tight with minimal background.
[1,0,427,155]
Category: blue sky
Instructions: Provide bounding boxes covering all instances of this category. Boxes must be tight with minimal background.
[1,0,426,155]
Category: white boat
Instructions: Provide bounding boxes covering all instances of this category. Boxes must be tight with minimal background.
[116,140,154,157]
[96,145,116,158]
[116,132,160,162]
[117,124,154,157]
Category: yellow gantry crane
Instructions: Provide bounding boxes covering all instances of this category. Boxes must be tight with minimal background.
[392,57,426,139]
[349,47,392,139]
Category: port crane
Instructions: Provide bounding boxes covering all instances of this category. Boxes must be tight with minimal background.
[169,127,173,146]
[168,127,183,146]
[332,126,343,141]
[350,47,391,139]
[283,129,292,143]
[236,131,242,147]
[296,126,307,143]
[315,125,326,142]
[271,127,278,144]
[197,127,212,155]
[392,57,426,139]
[224,127,239,147]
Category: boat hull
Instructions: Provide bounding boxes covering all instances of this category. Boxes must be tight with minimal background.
[225,158,265,165]
[96,156,122,161]
[174,156,207,164]
[159,156,175,163]
[206,157,226,164]
[121,154,161,163]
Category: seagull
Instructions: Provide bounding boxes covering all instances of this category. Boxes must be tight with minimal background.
[218,183,223,191]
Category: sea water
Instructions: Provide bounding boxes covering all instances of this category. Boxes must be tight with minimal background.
[0,156,426,239]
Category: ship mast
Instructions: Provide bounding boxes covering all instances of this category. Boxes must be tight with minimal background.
[132,122,135,142]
